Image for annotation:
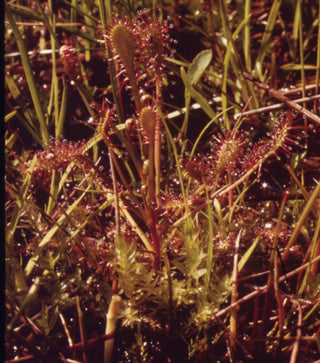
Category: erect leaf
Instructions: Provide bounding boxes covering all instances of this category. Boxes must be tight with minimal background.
[188,86,215,119]
[188,49,213,85]
[181,66,215,119]
[254,0,282,77]
[238,236,260,272]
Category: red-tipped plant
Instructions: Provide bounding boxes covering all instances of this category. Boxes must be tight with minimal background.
[107,17,141,111]
[135,9,175,100]
[59,43,82,85]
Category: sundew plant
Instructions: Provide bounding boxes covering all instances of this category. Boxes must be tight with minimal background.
[5,0,320,362]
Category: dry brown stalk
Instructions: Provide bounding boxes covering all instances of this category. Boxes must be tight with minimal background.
[215,254,320,320]
[243,72,320,125]
[289,299,303,363]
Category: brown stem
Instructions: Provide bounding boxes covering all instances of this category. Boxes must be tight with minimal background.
[164,253,174,333]
[148,140,156,204]
[215,254,320,320]
[243,72,320,125]
[145,206,160,271]
[154,115,161,201]
[76,296,87,363]
[289,299,302,363]
[230,230,241,355]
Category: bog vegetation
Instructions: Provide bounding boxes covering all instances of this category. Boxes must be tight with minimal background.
[5,0,320,362]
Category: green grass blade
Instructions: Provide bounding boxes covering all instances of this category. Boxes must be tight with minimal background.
[238,235,260,273]
[160,111,188,206]
[297,0,306,100]
[5,75,42,144]
[297,211,320,296]
[7,4,43,22]
[254,0,282,79]
[292,0,300,57]
[244,0,252,71]
[282,181,320,263]
[316,4,320,98]
[6,4,49,144]
[190,107,232,159]
[280,64,317,71]
[56,79,68,138]
[5,110,17,123]
[97,0,107,28]
[221,14,251,129]
[48,14,61,137]
[46,170,59,217]
[5,130,19,150]
[181,67,215,119]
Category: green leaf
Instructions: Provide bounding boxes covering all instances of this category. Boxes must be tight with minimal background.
[4,110,17,123]
[5,132,19,151]
[188,86,216,119]
[188,49,212,85]
[180,67,191,99]
[238,236,260,272]
[181,67,215,119]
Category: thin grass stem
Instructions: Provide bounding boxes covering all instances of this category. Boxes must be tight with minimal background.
[6,4,49,144]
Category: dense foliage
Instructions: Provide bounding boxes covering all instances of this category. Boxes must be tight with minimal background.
[5,0,320,362]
